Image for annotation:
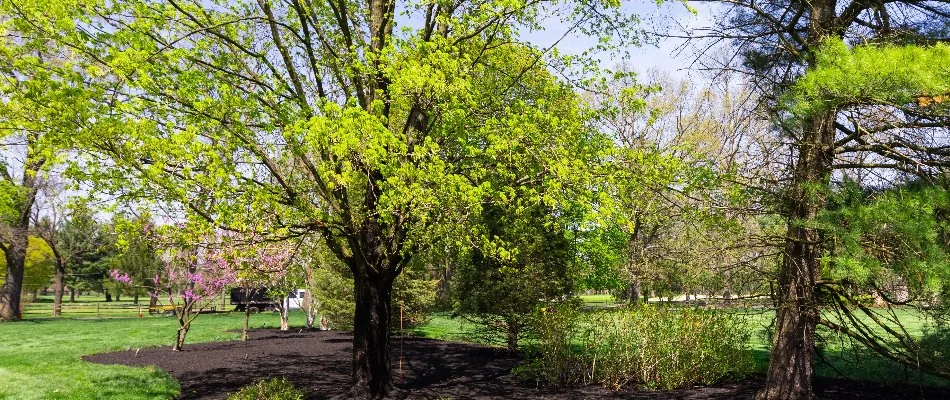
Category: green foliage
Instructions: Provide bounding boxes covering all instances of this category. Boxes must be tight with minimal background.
[788,40,950,117]
[518,305,754,391]
[516,302,585,386]
[918,325,950,369]
[310,261,436,331]
[820,182,949,302]
[0,236,55,292]
[110,213,163,296]
[226,378,304,400]
[451,204,578,350]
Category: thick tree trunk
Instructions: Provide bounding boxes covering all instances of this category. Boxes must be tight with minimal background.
[69,288,76,303]
[104,290,112,302]
[53,259,65,317]
[757,108,835,399]
[627,277,642,305]
[350,273,395,399]
[0,228,29,321]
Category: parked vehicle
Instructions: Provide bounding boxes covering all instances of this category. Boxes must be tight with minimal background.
[230,288,277,312]
[230,288,309,312]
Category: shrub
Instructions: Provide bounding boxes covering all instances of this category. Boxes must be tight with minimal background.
[527,302,585,385]
[226,377,304,400]
[918,325,950,368]
[520,305,754,391]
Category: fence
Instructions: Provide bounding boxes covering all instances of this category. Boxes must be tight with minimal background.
[22,297,231,319]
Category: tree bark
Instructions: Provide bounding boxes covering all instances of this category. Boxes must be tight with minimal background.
[505,316,520,353]
[69,288,76,303]
[243,301,251,341]
[277,298,289,331]
[757,109,835,399]
[350,272,395,399]
[303,289,316,329]
[627,277,642,305]
[0,227,29,321]
[53,259,65,317]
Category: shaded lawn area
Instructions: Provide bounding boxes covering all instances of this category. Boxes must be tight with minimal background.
[0,311,307,400]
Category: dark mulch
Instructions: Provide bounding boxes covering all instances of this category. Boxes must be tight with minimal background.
[83,329,950,400]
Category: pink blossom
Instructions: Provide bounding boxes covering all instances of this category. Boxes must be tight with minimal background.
[110,270,133,284]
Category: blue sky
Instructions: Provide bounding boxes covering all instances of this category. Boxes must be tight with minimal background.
[519,1,719,80]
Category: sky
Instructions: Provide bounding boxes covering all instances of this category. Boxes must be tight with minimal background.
[519,1,720,81]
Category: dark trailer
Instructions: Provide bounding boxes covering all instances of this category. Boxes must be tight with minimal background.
[229,287,277,312]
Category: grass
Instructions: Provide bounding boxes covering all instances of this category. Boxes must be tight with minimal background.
[578,294,616,307]
[412,305,950,387]
[0,311,309,400]
[1,300,946,399]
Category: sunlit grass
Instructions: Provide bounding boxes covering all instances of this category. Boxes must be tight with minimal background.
[0,311,307,400]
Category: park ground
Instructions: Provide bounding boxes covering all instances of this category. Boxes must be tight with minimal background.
[1,295,948,399]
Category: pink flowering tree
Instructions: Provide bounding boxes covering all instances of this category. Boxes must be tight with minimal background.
[112,228,237,351]
[162,243,236,351]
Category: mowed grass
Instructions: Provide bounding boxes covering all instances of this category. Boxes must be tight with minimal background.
[0,311,308,400]
[2,301,946,400]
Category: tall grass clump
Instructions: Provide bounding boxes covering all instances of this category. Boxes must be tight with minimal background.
[518,304,754,391]
[226,377,304,400]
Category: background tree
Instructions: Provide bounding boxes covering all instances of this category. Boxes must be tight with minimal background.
[0,236,55,301]
[451,204,578,352]
[111,213,164,308]
[0,3,92,320]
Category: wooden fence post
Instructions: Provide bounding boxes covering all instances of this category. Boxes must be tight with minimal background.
[96,303,100,319]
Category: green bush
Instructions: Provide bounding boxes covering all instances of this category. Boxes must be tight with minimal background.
[528,302,585,385]
[520,305,754,391]
[226,377,305,400]
[918,325,950,368]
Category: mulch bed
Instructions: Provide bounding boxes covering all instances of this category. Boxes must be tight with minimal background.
[84,329,950,399]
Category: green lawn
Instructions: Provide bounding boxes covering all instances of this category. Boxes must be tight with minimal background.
[1,304,945,400]
[0,311,308,400]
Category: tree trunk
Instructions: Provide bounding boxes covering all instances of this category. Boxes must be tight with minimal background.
[350,273,395,399]
[115,293,121,302]
[243,301,251,341]
[133,293,138,305]
[757,107,835,399]
[277,298,289,331]
[627,277,642,305]
[69,288,76,303]
[173,299,195,351]
[53,259,65,317]
[0,227,29,321]
[505,317,520,353]
[104,290,112,302]
[303,289,317,329]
